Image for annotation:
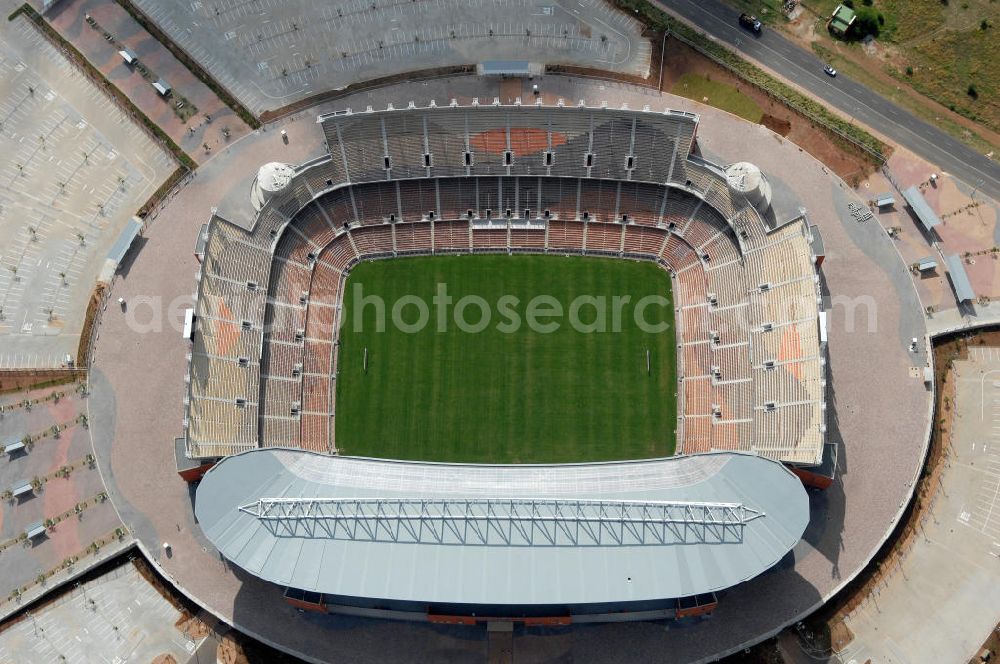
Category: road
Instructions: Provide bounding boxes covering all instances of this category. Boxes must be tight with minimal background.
[657,0,1000,202]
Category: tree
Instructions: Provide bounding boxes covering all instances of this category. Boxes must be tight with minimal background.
[849,7,881,39]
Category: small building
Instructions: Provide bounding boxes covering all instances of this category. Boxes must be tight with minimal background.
[809,224,826,267]
[829,5,856,36]
[4,440,26,455]
[152,78,172,97]
[477,61,543,78]
[12,481,33,498]
[118,48,138,65]
[916,256,938,272]
[108,216,143,262]
[24,520,46,539]
[902,186,942,236]
[874,193,895,209]
[944,254,976,304]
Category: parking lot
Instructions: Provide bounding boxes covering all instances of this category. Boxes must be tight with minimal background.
[0,15,175,368]
[131,0,650,114]
[838,345,1000,664]
[0,560,211,663]
[966,346,1000,547]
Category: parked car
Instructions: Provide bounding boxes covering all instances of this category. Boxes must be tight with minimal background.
[738,13,762,33]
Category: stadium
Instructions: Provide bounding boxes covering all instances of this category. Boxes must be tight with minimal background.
[71,70,931,659]
[176,102,830,623]
[7,0,998,657]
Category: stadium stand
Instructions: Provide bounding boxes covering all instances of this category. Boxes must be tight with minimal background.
[184,104,825,469]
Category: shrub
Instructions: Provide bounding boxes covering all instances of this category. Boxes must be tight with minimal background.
[906,66,913,76]
[968,84,978,99]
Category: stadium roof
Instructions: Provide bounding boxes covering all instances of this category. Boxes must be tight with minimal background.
[196,449,809,606]
[902,186,941,233]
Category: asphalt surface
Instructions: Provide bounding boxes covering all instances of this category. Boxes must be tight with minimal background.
[658,0,1000,202]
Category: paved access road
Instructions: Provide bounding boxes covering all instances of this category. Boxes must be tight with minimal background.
[658,0,1000,202]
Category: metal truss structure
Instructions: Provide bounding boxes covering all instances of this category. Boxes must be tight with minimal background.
[238,497,765,546]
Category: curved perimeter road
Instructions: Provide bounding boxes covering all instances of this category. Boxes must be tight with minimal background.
[658,0,1000,202]
[87,73,933,663]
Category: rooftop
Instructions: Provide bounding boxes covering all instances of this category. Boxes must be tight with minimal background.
[196,450,810,606]
[902,185,942,233]
[944,254,976,303]
[830,5,856,33]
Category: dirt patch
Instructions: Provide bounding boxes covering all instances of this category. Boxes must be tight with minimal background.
[660,38,879,184]
[76,283,107,368]
[974,619,1000,664]
[829,619,854,654]
[217,633,250,664]
[760,114,791,136]
[151,655,178,664]
[0,370,83,396]
[174,611,210,639]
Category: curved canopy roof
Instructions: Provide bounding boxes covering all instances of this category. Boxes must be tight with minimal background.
[196,450,809,606]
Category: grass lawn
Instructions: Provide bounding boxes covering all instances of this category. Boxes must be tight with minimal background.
[335,255,677,464]
[670,73,764,123]
[721,0,1000,152]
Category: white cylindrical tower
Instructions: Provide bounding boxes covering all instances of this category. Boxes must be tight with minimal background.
[725,162,772,213]
[250,162,296,212]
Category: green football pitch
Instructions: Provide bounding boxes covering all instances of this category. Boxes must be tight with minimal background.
[334,254,677,463]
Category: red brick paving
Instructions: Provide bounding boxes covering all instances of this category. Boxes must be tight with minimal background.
[46,0,252,163]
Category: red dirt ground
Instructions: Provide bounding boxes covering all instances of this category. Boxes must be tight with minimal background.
[660,39,881,184]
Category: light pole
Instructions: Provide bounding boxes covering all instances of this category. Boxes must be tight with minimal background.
[657,31,667,92]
